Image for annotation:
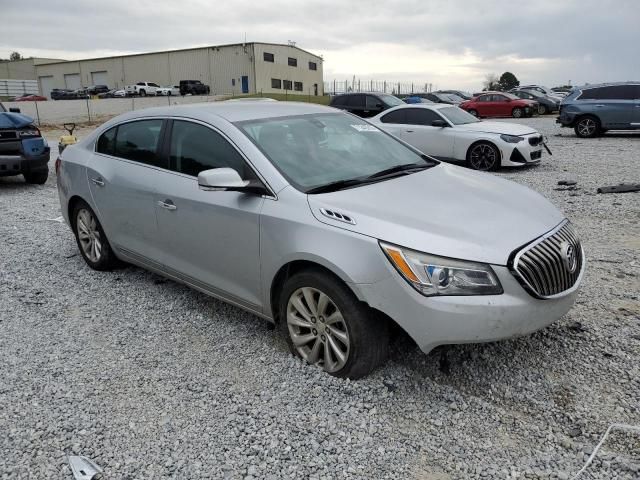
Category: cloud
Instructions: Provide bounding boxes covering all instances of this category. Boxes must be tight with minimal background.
[1,0,638,90]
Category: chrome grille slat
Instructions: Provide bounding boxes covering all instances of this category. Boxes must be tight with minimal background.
[512,221,583,299]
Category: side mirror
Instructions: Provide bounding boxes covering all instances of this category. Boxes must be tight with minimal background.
[198,167,267,195]
[9,108,21,113]
[431,119,448,127]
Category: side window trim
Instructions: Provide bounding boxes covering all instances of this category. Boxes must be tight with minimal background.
[164,117,276,198]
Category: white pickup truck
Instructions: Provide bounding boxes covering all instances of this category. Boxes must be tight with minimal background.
[125,82,160,97]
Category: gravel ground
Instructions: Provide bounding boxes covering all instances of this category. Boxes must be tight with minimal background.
[0,117,638,479]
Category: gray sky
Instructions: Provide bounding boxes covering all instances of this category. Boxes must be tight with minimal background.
[1,0,638,90]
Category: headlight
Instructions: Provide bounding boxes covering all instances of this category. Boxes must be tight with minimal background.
[500,134,523,143]
[18,129,41,138]
[380,242,503,296]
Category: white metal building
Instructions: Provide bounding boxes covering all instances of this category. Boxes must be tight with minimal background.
[33,42,324,98]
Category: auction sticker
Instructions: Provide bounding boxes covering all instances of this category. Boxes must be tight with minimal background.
[350,124,380,132]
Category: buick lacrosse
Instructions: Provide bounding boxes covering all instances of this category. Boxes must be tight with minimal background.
[57,102,584,378]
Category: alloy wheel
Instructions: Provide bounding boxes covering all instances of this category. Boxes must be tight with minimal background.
[469,144,498,171]
[286,287,350,373]
[512,108,523,118]
[76,208,102,262]
[577,118,596,137]
[538,105,546,115]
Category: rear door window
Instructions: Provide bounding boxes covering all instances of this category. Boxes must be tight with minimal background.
[113,120,164,167]
[96,127,117,155]
[366,95,381,109]
[168,120,255,179]
[346,95,365,108]
[380,110,407,123]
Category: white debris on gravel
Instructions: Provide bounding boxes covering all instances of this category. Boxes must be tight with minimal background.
[0,118,638,479]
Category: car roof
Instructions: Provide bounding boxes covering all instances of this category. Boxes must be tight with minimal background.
[110,101,339,123]
[377,103,453,113]
[575,81,640,90]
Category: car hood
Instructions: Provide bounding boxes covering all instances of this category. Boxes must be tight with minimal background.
[0,112,34,129]
[455,121,537,136]
[307,164,564,266]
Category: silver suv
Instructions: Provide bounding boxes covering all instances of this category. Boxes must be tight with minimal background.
[57,102,584,378]
[557,82,640,137]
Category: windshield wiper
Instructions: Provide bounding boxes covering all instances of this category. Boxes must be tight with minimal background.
[366,162,431,180]
[305,178,373,194]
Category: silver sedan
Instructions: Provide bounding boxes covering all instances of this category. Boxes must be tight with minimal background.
[57,102,585,378]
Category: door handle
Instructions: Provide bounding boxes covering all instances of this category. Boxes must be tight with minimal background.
[157,200,177,211]
[405,130,414,133]
[90,177,104,186]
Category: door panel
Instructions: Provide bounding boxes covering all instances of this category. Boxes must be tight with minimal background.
[86,155,162,261]
[401,108,455,158]
[154,173,264,308]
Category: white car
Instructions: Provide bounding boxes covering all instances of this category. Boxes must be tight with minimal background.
[370,104,546,171]
[156,85,180,96]
[113,89,126,97]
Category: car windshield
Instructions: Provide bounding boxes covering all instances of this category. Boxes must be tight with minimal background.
[238,113,437,193]
[446,94,464,102]
[377,94,404,107]
[503,93,520,100]
[438,106,480,125]
[523,90,544,98]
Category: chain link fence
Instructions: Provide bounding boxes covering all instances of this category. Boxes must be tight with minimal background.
[324,79,434,96]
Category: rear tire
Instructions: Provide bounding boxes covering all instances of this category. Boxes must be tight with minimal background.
[574,116,600,138]
[512,107,523,118]
[72,200,120,271]
[24,171,48,184]
[279,269,388,379]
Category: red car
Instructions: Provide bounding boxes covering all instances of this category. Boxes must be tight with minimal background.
[460,92,537,118]
[13,94,47,102]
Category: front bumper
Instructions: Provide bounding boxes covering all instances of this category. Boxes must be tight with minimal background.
[556,111,576,127]
[356,264,580,354]
[500,135,545,167]
[0,137,50,177]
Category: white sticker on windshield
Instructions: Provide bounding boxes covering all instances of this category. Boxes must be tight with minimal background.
[350,124,380,132]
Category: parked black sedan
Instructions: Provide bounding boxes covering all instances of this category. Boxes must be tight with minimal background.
[329,92,405,118]
[510,89,559,115]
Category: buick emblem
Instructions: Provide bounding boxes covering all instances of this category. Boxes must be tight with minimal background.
[560,241,577,273]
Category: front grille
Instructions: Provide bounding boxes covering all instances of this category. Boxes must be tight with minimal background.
[0,130,18,141]
[512,221,583,298]
[528,135,543,146]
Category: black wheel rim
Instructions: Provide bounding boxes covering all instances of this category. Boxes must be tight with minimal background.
[470,144,497,170]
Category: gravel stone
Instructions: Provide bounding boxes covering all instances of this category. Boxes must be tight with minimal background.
[0,118,638,479]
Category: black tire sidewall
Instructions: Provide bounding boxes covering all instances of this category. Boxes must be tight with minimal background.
[278,270,387,379]
[24,171,48,184]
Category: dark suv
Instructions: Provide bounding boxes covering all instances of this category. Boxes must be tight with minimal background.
[329,93,405,118]
[0,103,50,184]
[179,80,210,96]
[557,82,640,137]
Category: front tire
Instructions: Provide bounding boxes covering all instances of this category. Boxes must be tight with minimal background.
[512,107,523,118]
[468,109,479,117]
[24,171,48,184]
[72,200,120,271]
[139,89,146,97]
[467,141,500,171]
[574,116,600,138]
[279,270,388,379]
[538,104,548,115]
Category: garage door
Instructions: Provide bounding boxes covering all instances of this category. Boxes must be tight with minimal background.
[64,73,81,90]
[91,71,108,87]
[39,76,55,98]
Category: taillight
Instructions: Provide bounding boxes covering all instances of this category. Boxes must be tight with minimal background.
[55,157,61,175]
